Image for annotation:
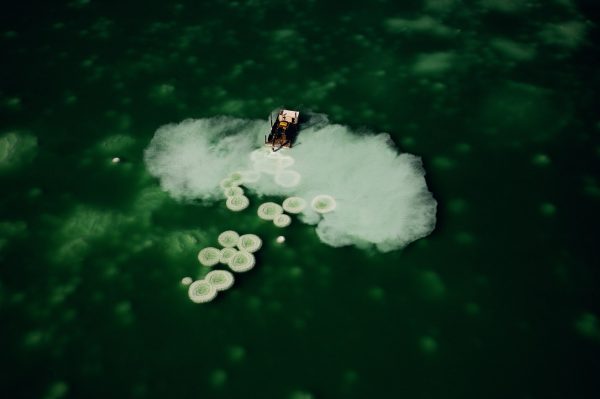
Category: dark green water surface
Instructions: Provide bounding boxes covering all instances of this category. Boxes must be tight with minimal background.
[1,1,599,398]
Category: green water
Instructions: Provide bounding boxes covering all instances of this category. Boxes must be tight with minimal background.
[1,1,599,398]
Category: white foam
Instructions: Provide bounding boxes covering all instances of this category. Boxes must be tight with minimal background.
[145,115,437,251]
[144,117,265,201]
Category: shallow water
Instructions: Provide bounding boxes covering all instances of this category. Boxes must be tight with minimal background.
[1,1,599,398]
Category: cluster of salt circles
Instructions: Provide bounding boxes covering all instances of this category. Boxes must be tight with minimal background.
[273,214,291,228]
[257,202,283,220]
[250,150,279,175]
[250,150,295,175]
[249,149,299,186]
[222,172,248,211]
[237,234,262,253]
[205,270,234,291]
[218,230,240,247]
[282,197,306,214]
[189,230,263,303]
[226,195,249,211]
[219,247,238,264]
[188,280,217,303]
[228,251,256,272]
[197,247,221,266]
[311,194,337,214]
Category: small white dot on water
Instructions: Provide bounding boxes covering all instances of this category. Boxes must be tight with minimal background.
[276,236,285,244]
[111,157,121,163]
[181,277,193,285]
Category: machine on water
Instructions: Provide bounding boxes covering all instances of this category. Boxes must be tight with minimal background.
[265,109,300,151]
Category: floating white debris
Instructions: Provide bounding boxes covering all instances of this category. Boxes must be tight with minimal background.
[111,157,121,163]
[228,251,256,272]
[188,280,217,303]
[218,230,240,248]
[282,197,306,214]
[273,214,292,227]
[197,247,221,266]
[311,194,337,214]
[257,202,283,220]
[226,195,249,211]
[206,270,234,291]
[237,234,262,253]
[276,235,286,244]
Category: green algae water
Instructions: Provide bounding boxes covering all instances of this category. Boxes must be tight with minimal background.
[1,1,599,398]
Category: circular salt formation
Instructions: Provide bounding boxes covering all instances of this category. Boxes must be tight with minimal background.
[237,234,262,253]
[197,247,221,266]
[112,157,121,163]
[228,171,243,184]
[181,277,193,285]
[274,170,301,188]
[226,195,249,211]
[250,148,269,162]
[252,151,287,174]
[220,178,239,190]
[273,214,292,228]
[228,251,256,272]
[206,270,234,291]
[276,236,285,244]
[311,194,337,214]
[218,230,240,248]
[219,247,238,264]
[275,155,295,169]
[257,202,283,220]
[282,197,306,214]
[188,280,217,303]
[224,186,243,197]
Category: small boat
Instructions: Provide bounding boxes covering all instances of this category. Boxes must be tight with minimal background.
[265,109,300,151]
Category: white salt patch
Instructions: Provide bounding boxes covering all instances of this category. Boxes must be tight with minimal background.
[145,115,437,251]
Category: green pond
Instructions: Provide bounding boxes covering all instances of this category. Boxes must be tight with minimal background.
[1,1,599,398]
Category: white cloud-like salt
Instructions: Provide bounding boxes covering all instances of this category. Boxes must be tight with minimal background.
[144,115,437,251]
